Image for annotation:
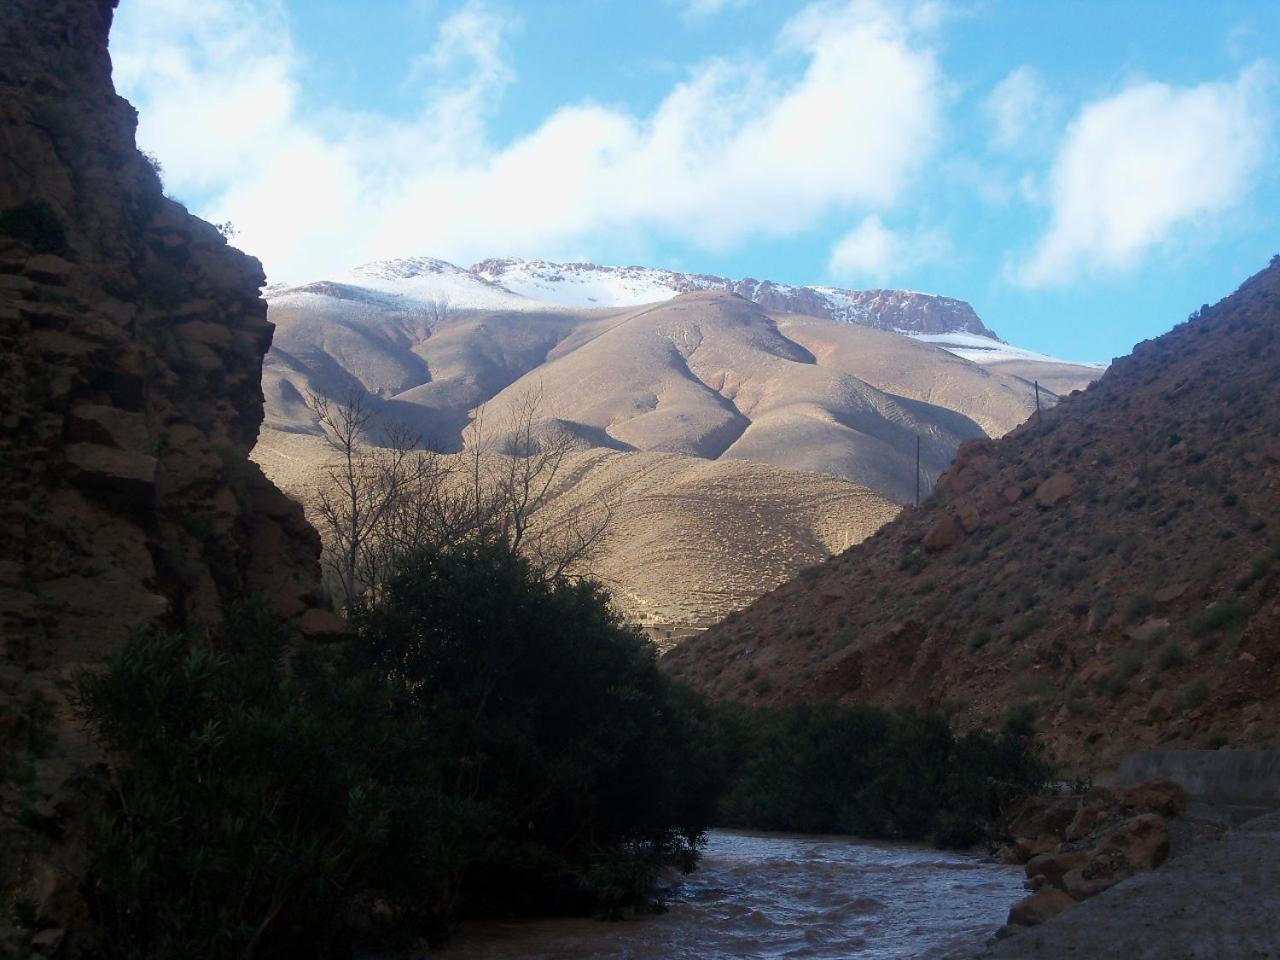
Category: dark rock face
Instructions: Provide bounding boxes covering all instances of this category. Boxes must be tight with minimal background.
[0,0,325,664]
[1,1,328,951]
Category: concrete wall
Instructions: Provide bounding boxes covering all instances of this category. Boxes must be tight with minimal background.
[1115,751,1280,804]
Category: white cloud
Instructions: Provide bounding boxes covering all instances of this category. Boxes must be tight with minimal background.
[1014,64,1274,288]
[828,214,948,282]
[110,0,945,282]
[984,65,1053,152]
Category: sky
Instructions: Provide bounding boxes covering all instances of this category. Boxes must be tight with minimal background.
[108,0,1279,362]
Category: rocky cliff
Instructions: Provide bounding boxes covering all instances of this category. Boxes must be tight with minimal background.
[664,259,1280,770]
[1,1,333,952]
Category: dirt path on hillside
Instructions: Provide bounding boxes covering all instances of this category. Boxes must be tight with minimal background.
[948,812,1280,960]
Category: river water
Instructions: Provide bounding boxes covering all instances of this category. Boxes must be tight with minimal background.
[440,830,1023,959]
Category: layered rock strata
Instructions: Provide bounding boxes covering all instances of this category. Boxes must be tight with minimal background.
[1,1,334,952]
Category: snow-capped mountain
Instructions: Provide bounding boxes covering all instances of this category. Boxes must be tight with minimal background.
[268,256,1002,340]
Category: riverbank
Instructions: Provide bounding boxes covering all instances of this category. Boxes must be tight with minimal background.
[947,810,1280,959]
[436,830,1024,960]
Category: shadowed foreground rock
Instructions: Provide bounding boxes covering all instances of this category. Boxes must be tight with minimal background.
[950,811,1280,960]
[0,1,334,954]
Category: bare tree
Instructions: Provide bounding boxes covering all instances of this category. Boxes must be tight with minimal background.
[306,390,451,607]
[422,294,451,333]
[481,388,614,580]
[305,384,613,611]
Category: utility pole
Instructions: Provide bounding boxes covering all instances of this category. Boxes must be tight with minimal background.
[1034,380,1045,464]
[915,434,921,507]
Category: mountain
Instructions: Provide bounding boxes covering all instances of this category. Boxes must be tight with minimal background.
[276,254,1023,340]
[260,286,1088,495]
[662,259,1280,769]
[258,258,1104,629]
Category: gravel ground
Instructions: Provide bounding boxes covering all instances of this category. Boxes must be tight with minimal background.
[949,811,1280,960]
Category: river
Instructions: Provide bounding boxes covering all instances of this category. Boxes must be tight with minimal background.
[440,830,1023,959]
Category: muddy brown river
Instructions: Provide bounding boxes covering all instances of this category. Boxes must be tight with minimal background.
[439,830,1024,959]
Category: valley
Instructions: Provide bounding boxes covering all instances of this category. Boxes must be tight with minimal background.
[5,2,1277,957]
[256,261,1102,627]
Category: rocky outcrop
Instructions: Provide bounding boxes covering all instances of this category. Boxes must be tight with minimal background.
[1,1,330,953]
[995,781,1184,932]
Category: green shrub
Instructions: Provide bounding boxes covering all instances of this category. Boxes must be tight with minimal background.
[1009,610,1049,643]
[351,542,714,919]
[75,548,719,956]
[899,550,928,575]
[1101,648,1145,698]
[1235,556,1273,593]
[1156,641,1187,671]
[1182,680,1209,709]
[74,606,444,959]
[1188,598,1250,637]
[713,704,1050,849]
[1120,592,1154,624]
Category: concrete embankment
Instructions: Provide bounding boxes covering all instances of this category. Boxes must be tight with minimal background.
[1111,750,1280,822]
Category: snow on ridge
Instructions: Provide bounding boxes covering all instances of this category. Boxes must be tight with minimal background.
[270,255,1007,342]
[908,332,1108,369]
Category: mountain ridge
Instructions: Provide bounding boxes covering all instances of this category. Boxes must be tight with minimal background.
[662,257,1280,768]
[270,254,1012,343]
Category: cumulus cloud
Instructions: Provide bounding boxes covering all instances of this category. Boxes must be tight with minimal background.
[1014,64,1274,287]
[984,65,1053,152]
[110,0,945,282]
[828,215,947,282]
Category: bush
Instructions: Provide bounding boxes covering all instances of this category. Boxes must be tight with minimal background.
[351,541,715,918]
[1156,640,1187,671]
[74,606,445,959]
[75,547,719,956]
[712,703,1050,849]
[1120,592,1154,624]
[1188,598,1250,637]
[1182,680,1209,709]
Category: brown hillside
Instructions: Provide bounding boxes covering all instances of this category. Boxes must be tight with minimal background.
[663,260,1280,771]
[253,429,900,632]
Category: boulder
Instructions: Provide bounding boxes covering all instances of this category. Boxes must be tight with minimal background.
[956,500,981,533]
[1025,850,1091,890]
[922,514,963,552]
[1007,887,1076,927]
[1065,787,1117,841]
[1145,689,1176,724]
[1034,472,1076,508]
[1095,813,1169,872]
[1011,834,1060,864]
[1126,618,1170,643]
[1005,795,1079,844]
[1119,779,1186,817]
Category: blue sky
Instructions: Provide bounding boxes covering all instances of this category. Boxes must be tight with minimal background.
[109,0,1279,361]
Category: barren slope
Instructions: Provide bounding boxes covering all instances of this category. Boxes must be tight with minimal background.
[253,428,899,631]
[663,259,1280,770]
[471,293,1050,502]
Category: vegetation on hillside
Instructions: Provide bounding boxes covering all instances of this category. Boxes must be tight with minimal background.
[711,703,1051,848]
[73,538,1051,957]
[74,546,713,959]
